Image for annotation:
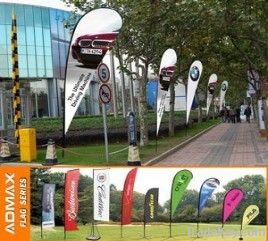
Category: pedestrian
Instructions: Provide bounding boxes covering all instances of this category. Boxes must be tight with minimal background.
[244,105,252,123]
[235,107,241,123]
[229,107,235,123]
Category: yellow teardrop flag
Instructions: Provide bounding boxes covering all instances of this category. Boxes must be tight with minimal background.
[242,205,259,229]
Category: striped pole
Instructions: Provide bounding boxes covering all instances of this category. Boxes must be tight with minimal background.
[11,11,21,145]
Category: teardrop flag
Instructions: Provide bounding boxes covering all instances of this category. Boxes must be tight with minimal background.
[121,168,138,225]
[186,60,203,124]
[198,178,220,215]
[156,48,177,136]
[222,188,244,225]
[219,80,228,111]
[241,205,259,229]
[64,8,123,134]
[171,169,193,217]
[206,74,218,115]
[144,188,159,223]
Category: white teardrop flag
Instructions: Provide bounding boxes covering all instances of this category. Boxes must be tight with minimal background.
[186,60,203,124]
[219,80,228,111]
[64,8,123,134]
[156,49,177,136]
[206,74,218,115]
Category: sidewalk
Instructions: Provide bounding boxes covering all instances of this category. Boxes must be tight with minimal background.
[155,122,268,166]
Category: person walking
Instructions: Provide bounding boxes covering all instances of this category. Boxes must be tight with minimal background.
[235,106,241,123]
[244,105,252,123]
[229,107,236,123]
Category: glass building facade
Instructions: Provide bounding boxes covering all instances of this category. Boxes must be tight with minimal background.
[0,0,100,131]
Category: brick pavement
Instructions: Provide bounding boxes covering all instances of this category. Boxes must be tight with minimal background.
[155,122,268,166]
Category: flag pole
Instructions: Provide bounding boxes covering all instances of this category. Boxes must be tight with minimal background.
[41,185,43,239]
[64,173,67,240]
[169,199,172,238]
[86,169,100,240]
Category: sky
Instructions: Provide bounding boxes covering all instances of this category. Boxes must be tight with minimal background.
[50,167,266,205]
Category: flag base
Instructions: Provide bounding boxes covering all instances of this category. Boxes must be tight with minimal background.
[127,161,141,166]
[239,237,243,240]
[86,221,100,240]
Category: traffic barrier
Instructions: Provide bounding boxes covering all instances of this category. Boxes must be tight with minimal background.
[43,139,58,165]
[127,145,141,166]
[0,138,11,161]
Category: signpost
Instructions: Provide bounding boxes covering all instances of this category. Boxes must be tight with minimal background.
[98,63,111,163]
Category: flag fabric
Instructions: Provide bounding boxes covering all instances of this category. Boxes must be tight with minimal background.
[64,169,80,231]
[186,60,203,124]
[171,170,193,217]
[42,184,56,228]
[241,205,259,229]
[144,188,159,223]
[64,8,123,134]
[222,188,244,224]
[198,178,220,215]
[219,80,228,111]
[121,168,138,225]
[206,74,217,115]
[94,169,110,221]
[156,48,177,136]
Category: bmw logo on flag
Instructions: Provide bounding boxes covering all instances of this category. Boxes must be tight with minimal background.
[190,66,199,81]
[222,83,227,91]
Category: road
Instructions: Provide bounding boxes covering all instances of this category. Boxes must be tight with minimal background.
[154,122,268,166]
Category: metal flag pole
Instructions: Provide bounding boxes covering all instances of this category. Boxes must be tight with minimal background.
[169,204,172,238]
[41,186,43,239]
[102,103,109,163]
[86,169,100,240]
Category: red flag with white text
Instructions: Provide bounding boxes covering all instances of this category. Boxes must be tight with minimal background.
[64,169,80,231]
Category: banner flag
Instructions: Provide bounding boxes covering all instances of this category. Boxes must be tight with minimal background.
[64,169,80,231]
[144,188,159,223]
[219,80,228,111]
[198,178,220,215]
[241,205,259,229]
[206,74,218,115]
[94,169,110,222]
[186,60,203,124]
[121,168,138,225]
[64,8,123,134]
[42,184,56,228]
[156,48,177,136]
[171,170,193,217]
[222,188,244,224]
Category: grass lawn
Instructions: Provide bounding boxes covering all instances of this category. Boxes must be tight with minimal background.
[31,223,266,241]
[36,119,219,165]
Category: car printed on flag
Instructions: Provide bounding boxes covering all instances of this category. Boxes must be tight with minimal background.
[71,32,118,68]
[159,66,176,91]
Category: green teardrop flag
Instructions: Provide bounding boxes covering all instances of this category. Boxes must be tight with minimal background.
[171,169,193,217]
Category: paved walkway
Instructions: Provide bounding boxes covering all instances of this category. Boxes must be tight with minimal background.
[155,122,268,166]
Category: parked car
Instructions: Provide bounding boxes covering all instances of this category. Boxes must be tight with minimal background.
[159,66,176,91]
[71,32,118,68]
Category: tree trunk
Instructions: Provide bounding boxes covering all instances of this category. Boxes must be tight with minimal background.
[169,80,175,136]
[138,63,149,146]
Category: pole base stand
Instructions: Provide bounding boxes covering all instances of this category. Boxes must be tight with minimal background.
[127,161,141,166]
[42,159,61,166]
[86,235,101,241]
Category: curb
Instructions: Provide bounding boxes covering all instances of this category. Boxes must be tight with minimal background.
[144,124,218,166]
